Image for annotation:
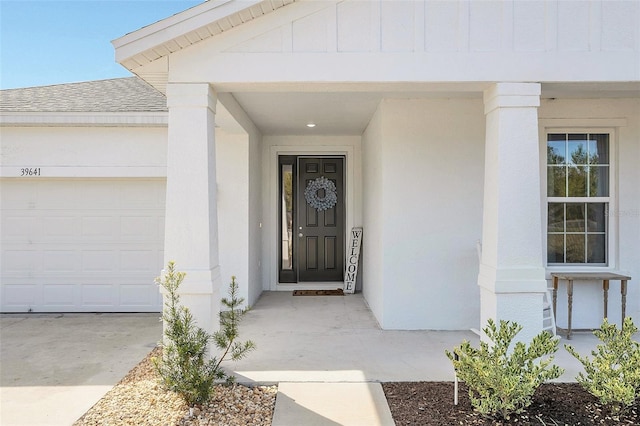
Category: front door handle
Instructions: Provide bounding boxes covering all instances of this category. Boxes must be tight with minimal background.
[298,232,304,238]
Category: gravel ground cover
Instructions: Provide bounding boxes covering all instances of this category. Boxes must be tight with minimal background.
[75,347,640,425]
[383,381,640,425]
[74,347,277,426]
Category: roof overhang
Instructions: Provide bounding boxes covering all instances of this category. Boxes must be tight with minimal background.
[112,0,296,72]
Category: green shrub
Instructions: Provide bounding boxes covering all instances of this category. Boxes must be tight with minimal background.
[153,262,255,407]
[565,317,640,412]
[446,319,563,420]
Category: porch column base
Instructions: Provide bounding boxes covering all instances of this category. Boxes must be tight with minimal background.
[160,267,222,334]
[478,265,547,343]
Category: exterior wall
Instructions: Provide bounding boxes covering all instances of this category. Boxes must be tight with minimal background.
[0,126,167,176]
[216,95,264,308]
[363,98,485,330]
[247,115,263,306]
[539,98,640,329]
[216,130,250,304]
[361,103,385,326]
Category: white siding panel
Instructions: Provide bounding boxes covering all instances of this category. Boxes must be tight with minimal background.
[469,1,502,51]
[601,1,639,51]
[424,1,459,52]
[513,1,546,52]
[381,1,414,52]
[0,179,165,312]
[226,27,284,52]
[292,8,331,52]
[337,1,373,52]
[557,1,590,51]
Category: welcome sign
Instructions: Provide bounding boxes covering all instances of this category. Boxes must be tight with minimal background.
[344,227,363,294]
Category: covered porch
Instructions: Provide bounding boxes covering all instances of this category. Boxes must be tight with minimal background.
[112,0,640,340]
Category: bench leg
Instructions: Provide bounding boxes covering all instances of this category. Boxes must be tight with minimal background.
[567,279,574,340]
[603,280,609,319]
[621,280,627,327]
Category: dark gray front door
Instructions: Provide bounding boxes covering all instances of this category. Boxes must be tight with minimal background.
[297,157,345,281]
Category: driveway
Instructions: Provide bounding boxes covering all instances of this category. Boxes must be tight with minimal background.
[0,313,161,426]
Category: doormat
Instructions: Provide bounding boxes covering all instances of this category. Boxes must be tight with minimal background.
[292,289,344,296]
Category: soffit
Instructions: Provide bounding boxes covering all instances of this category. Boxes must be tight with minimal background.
[229,82,640,136]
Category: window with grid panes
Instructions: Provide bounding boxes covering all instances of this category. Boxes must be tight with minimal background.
[546,133,609,265]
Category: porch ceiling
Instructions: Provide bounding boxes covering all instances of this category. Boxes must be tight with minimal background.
[223,81,640,136]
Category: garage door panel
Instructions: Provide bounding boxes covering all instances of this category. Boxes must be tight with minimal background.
[120,181,165,207]
[1,179,165,312]
[1,181,36,206]
[82,250,117,272]
[120,216,159,240]
[2,250,41,272]
[42,250,78,272]
[120,284,159,307]
[43,284,76,307]
[82,284,115,306]
[79,182,121,208]
[37,182,84,209]
[2,216,37,240]
[2,283,39,309]
[81,217,115,237]
[120,250,156,272]
[42,216,78,237]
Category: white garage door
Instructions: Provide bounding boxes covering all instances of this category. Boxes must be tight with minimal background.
[1,179,165,312]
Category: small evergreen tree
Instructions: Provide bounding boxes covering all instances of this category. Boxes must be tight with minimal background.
[446,319,563,420]
[153,262,255,407]
[566,317,640,413]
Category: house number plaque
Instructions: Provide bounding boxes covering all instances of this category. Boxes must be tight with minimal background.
[344,227,363,294]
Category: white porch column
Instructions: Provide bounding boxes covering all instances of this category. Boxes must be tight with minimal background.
[164,82,221,333]
[478,82,547,343]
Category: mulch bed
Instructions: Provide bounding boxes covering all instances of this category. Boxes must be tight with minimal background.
[383,382,639,425]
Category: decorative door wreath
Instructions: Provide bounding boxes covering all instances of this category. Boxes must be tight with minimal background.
[304,176,337,211]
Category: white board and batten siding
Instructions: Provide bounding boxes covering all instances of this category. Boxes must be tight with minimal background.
[1,179,165,312]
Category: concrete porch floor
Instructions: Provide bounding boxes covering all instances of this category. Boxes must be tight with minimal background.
[230,291,603,384]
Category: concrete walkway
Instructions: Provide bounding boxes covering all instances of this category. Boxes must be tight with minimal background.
[0,293,616,426]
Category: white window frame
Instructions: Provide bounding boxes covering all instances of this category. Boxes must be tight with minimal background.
[542,127,617,271]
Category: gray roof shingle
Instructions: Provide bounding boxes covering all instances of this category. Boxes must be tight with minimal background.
[0,77,167,113]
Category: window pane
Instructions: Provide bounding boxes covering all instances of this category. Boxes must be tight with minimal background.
[589,165,609,197]
[566,234,586,263]
[547,234,565,263]
[547,166,566,197]
[547,140,566,164]
[567,166,587,197]
[281,164,294,270]
[548,203,565,232]
[587,234,606,263]
[545,132,611,266]
[588,134,609,164]
[587,203,606,232]
[566,203,585,232]
[568,135,588,164]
